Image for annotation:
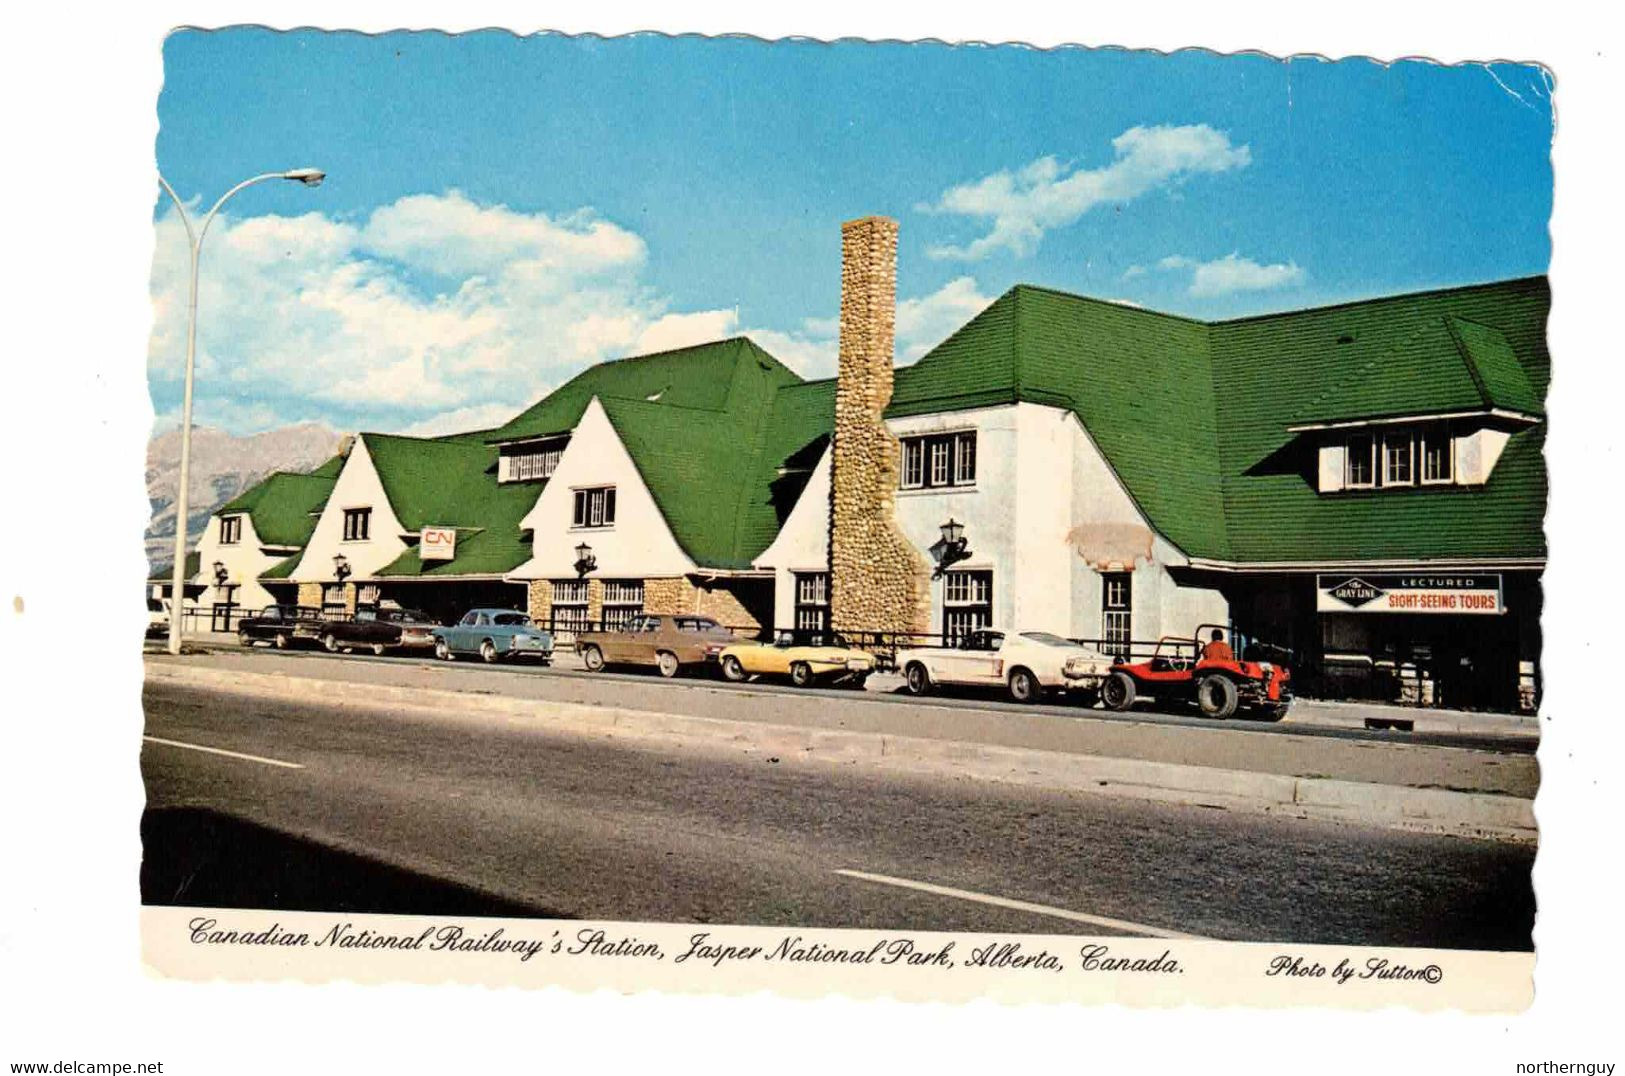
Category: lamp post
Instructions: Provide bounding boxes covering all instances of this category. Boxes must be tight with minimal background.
[160,168,326,655]
[933,517,970,578]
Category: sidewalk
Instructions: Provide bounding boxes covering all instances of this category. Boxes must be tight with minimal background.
[145,652,1538,843]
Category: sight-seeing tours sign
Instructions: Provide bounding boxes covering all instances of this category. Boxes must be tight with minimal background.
[1316,573,1505,615]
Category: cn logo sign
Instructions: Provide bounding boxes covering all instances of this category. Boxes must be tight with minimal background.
[420,526,457,561]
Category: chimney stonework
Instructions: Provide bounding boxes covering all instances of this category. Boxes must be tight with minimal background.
[828,216,933,637]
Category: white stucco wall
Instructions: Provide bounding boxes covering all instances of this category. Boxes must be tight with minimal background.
[191,512,281,613]
[511,397,696,580]
[751,399,1229,642]
[290,435,409,583]
[753,446,832,631]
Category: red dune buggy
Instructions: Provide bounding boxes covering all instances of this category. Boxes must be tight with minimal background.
[1099,624,1292,721]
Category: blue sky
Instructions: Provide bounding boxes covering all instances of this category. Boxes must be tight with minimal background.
[152,30,1553,436]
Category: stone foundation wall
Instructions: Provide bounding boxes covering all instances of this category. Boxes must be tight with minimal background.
[526,579,554,622]
[828,216,932,636]
[296,582,322,609]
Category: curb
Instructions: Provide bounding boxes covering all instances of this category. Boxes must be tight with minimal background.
[145,663,1536,844]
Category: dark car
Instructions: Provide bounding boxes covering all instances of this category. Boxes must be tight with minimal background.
[318,607,441,656]
[236,605,325,649]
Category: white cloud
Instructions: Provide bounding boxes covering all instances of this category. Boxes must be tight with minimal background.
[923,125,1251,260]
[1153,252,1307,297]
[148,192,740,435]
[398,403,526,439]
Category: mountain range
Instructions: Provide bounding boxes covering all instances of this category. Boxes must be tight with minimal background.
[146,423,351,572]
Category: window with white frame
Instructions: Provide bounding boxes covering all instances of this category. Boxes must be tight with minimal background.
[942,569,993,642]
[508,441,567,482]
[1344,434,1375,489]
[601,579,644,629]
[1420,424,1454,483]
[342,507,372,542]
[321,584,347,616]
[900,431,977,490]
[1102,572,1132,657]
[572,487,617,528]
[1383,431,1414,486]
[219,515,242,545]
[549,579,591,632]
[794,572,829,633]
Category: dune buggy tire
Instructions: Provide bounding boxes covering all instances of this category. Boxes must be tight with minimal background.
[1197,674,1240,719]
[1101,671,1137,711]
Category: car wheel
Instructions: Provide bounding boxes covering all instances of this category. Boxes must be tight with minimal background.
[790,661,814,688]
[1101,671,1137,711]
[582,645,605,672]
[480,639,499,664]
[435,638,452,661]
[721,655,747,682]
[237,629,251,647]
[1196,674,1240,719]
[904,662,931,696]
[848,672,870,691]
[1007,667,1039,704]
[322,632,339,653]
[656,651,680,678]
[274,633,289,650]
[371,642,387,656]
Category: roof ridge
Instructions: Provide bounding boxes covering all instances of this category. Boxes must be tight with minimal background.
[1211,275,1547,327]
[1440,315,1495,409]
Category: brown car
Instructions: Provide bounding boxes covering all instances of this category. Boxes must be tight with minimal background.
[576,613,738,678]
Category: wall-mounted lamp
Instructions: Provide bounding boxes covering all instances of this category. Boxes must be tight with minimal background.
[932,517,971,578]
[332,554,352,583]
[212,561,228,586]
[573,542,597,577]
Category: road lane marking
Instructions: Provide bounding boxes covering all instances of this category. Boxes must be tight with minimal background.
[141,735,304,770]
[834,869,1209,940]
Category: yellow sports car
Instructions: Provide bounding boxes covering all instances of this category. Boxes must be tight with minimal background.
[718,631,876,688]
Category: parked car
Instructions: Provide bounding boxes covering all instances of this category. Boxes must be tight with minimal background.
[576,614,738,678]
[146,597,170,639]
[895,629,1114,704]
[317,607,441,656]
[432,608,554,664]
[1100,624,1292,720]
[717,630,876,688]
[237,605,326,649]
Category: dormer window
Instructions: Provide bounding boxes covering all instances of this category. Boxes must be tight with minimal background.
[219,515,242,545]
[502,437,568,483]
[1345,434,1375,489]
[1420,424,1453,484]
[1382,431,1414,487]
[342,507,372,542]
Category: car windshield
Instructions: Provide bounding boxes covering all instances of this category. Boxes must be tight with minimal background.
[1020,632,1072,647]
[493,613,529,627]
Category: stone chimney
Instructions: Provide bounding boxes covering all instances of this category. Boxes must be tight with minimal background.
[828,217,932,637]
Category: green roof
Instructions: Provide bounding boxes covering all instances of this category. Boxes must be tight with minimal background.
[149,551,201,582]
[259,551,302,580]
[359,433,543,578]
[877,276,1548,565]
[214,467,341,548]
[484,337,789,445]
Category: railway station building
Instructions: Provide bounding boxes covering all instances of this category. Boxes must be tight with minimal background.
[201,216,1547,711]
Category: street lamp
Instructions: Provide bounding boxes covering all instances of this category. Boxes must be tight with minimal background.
[160,168,326,655]
[573,542,597,577]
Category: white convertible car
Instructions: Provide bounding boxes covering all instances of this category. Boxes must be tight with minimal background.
[894,629,1115,704]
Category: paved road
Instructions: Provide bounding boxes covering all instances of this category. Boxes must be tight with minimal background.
[141,680,1534,950]
[148,648,1538,797]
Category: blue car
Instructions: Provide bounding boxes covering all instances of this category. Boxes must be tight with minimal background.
[433,608,554,664]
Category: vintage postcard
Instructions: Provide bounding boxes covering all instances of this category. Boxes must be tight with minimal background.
[139,27,1551,1013]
